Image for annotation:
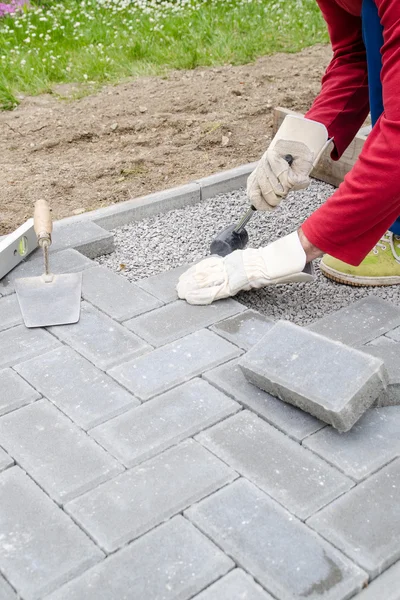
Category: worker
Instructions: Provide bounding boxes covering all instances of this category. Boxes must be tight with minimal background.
[177,0,400,305]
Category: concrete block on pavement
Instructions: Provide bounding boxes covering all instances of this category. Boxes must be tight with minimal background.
[0,368,40,416]
[0,467,103,600]
[308,459,400,577]
[0,295,22,332]
[109,329,241,401]
[239,321,388,432]
[82,266,162,322]
[51,221,114,258]
[0,325,61,370]
[193,569,273,600]
[186,479,367,600]
[210,309,275,350]
[308,296,400,346]
[65,439,236,553]
[136,264,191,304]
[362,344,400,406]
[46,516,233,600]
[124,298,245,347]
[355,560,400,600]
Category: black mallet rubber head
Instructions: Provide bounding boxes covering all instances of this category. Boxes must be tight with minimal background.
[210,224,249,257]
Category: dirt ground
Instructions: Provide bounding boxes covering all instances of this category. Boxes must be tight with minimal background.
[0,44,331,235]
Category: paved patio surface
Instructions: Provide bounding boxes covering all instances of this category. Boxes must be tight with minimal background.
[0,242,400,600]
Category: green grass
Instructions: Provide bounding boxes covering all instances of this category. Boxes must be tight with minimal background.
[0,0,328,109]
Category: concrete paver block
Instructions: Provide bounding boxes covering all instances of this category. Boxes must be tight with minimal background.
[193,569,273,600]
[186,478,367,600]
[0,368,40,416]
[0,295,22,332]
[355,560,400,600]
[211,309,275,350]
[362,345,400,406]
[0,399,123,504]
[108,329,241,401]
[308,459,400,577]
[0,576,17,600]
[51,221,114,258]
[82,266,162,322]
[204,360,325,442]
[90,378,239,467]
[136,264,191,304]
[15,346,138,429]
[0,467,103,600]
[196,410,353,519]
[65,439,236,553]
[46,516,233,600]
[239,321,387,432]
[308,296,400,346]
[49,301,152,371]
[367,335,397,347]
[0,448,12,473]
[0,325,61,370]
[303,407,400,481]
[124,298,245,347]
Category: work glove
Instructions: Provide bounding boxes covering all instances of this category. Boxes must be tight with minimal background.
[247,115,329,211]
[177,231,314,305]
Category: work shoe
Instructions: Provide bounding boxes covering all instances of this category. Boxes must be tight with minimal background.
[320,232,400,286]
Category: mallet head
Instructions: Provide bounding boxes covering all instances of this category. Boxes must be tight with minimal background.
[210,224,249,257]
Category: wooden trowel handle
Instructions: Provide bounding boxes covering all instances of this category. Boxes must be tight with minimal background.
[34,199,52,246]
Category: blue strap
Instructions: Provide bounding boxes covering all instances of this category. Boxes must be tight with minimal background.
[361,0,384,126]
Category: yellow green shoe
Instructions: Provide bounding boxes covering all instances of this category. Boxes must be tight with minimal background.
[320,232,400,286]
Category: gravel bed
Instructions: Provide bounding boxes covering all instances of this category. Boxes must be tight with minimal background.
[96,179,400,326]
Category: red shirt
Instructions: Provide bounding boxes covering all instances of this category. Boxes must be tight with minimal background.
[301,0,400,265]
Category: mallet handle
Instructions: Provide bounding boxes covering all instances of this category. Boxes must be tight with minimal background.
[233,206,256,233]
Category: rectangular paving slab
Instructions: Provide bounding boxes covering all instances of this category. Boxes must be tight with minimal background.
[210,309,275,351]
[136,263,192,304]
[82,266,162,322]
[239,321,387,432]
[193,569,273,600]
[90,378,239,467]
[108,329,241,401]
[46,516,233,600]
[308,296,400,346]
[196,410,353,519]
[49,301,152,371]
[51,221,114,258]
[15,346,139,429]
[65,439,236,553]
[186,478,367,600]
[0,368,40,416]
[204,360,325,442]
[0,399,123,504]
[303,407,400,481]
[123,298,245,347]
[362,344,400,406]
[355,560,400,600]
[0,325,61,370]
[0,467,103,600]
[0,295,22,332]
[308,459,400,577]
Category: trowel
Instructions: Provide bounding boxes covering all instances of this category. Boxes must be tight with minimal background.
[15,199,82,328]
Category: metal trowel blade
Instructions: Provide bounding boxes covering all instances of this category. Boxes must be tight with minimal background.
[15,272,82,328]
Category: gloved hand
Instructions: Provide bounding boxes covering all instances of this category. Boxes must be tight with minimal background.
[177,231,314,305]
[247,115,329,211]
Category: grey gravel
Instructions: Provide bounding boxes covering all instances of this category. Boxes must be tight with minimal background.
[96,180,400,325]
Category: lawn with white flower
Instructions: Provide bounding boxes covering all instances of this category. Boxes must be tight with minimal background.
[0,0,327,109]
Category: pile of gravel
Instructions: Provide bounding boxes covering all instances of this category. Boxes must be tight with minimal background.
[96,179,400,326]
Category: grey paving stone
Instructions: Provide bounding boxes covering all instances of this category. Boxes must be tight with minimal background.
[90,378,239,467]
[204,360,325,442]
[124,298,245,347]
[0,295,22,332]
[0,368,40,416]
[186,478,367,600]
[193,569,273,600]
[0,467,103,600]
[136,263,192,304]
[82,266,162,322]
[308,296,400,346]
[196,410,352,519]
[367,335,397,347]
[51,221,114,258]
[308,459,400,578]
[362,345,400,406]
[65,439,236,553]
[0,576,17,600]
[210,309,275,351]
[109,329,241,401]
[304,407,400,481]
[15,346,139,429]
[0,399,123,504]
[386,325,400,341]
[355,560,400,599]
[0,325,61,370]
[240,321,387,432]
[49,301,151,371]
[0,248,95,295]
[46,516,233,600]
[0,448,12,473]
